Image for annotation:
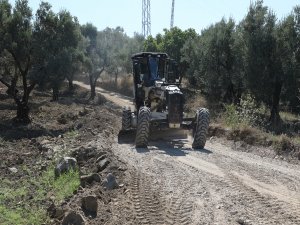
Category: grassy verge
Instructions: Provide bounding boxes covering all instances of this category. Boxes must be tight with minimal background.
[185,91,299,158]
[219,102,299,157]
[0,166,80,225]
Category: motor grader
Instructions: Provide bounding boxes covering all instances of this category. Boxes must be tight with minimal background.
[121,52,209,148]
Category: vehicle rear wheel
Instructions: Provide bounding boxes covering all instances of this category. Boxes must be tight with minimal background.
[192,108,210,149]
[122,107,131,130]
[135,106,151,147]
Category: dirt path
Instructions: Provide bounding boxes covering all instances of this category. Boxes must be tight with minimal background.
[75,81,300,225]
[73,81,134,108]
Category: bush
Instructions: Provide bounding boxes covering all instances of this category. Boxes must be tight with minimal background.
[224,104,240,128]
[274,134,295,155]
[224,93,266,128]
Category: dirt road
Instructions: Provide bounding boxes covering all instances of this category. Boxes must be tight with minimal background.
[76,81,300,225]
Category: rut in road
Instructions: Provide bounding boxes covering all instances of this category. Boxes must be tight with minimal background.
[130,171,166,224]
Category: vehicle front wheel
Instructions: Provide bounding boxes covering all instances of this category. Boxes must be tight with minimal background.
[135,106,151,148]
[192,108,210,149]
[122,106,131,130]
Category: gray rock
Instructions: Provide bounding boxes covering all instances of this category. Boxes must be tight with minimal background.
[81,195,98,214]
[40,139,50,145]
[8,167,18,173]
[30,138,37,144]
[96,154,106,163]
[80,173,101,187]
[97,158,109,172]
[47,203,65,219]
[55,157,77,177]
[102,173,118,190]
[62,211,85,225]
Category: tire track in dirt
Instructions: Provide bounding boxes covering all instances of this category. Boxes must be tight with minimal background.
[151,157,217,225]
[129,171,166,224]
[179,150,300,225]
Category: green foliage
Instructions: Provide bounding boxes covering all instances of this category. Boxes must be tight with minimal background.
[183,18,242,102]
[181,0,300,127]
[142,27,197,75]
[0,205,47,225]
[32,3,82,99]
[224,93,266,128]
[224,104,240,128]
[143,35,160,52]
[39,166,80,203]
[0,166,80,225]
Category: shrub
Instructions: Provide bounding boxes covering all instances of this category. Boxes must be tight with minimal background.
[224,93,266,128]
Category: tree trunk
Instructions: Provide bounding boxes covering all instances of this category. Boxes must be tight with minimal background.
[52,86,59,101]
[90,83,96,100]
[89,74,96,100]
[269,78,282,129]
[223,81,235,103]
[68,79,74,92]
[7,76,18,96]
[114,71,118,85]
[16,100,30,123]
[89,68,105,100]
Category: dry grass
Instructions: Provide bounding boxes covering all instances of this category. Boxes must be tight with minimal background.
[99,73,133,97]
[280,111,300,122]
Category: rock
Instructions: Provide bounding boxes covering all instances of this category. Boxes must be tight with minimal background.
[15,156,24,165]
[57,117,67,124]
[102,173,118,190]
[38,140,52,152]
[236,218,251,225]
[80,173,101,187]
[47,203,65,219]
[55,157,77,177]
[8,167,18,173]
[40,139,50,145]
[72,146,98,162]
[82,195,98,215]
[62,211,85,225]
[97,158,110,172]
[96,155,107,162]
[118,167,126,171]
[30,138,37,144]
[40,164,47,171]
[79,108,88,117]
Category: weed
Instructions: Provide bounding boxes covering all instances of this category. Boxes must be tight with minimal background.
[65,130,79,138]
[0,205,48,225]
[273,134,295,155]
[39,166,80,203]
[0,166,80,224]
[224,104,240,128]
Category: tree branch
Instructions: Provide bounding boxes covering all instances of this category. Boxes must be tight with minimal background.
[0,76,11,88]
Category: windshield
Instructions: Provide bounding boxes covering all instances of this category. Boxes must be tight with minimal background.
[149,57,159,80]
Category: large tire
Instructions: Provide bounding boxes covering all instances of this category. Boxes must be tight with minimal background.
[192,108,210,149]
[135,106,151,147]
[122,107,131,130]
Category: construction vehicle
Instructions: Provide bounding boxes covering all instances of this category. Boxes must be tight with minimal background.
[121,52,209,148]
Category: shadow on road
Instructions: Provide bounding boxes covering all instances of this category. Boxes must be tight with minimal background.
[117,129,213,156]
